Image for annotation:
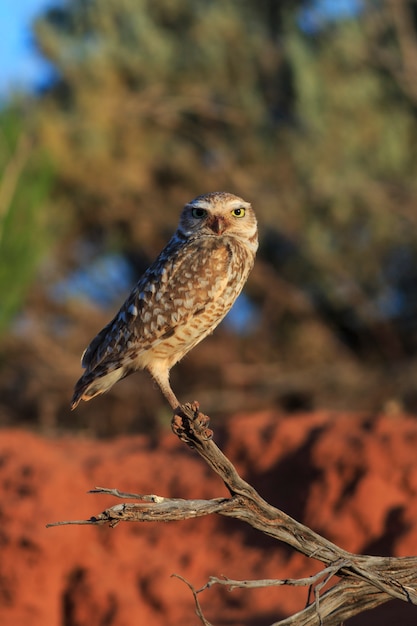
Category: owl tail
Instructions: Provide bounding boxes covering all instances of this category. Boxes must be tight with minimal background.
[71,368,125,410]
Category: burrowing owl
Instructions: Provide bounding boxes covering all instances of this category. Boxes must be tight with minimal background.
[71,192,258,411]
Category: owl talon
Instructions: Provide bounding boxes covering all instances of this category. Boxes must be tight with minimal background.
[171,403,213,444]
[195,410,210,429]
[191,400,200,414]
[200,425,214,441]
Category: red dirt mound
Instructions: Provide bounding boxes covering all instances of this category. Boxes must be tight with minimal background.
[1,411,417,625]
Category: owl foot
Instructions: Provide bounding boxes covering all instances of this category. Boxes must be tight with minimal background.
[171,401,213,445]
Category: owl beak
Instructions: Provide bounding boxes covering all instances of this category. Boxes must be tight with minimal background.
[208,215,226,235]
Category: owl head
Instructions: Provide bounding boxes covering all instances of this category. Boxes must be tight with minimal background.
[179,192,258,251]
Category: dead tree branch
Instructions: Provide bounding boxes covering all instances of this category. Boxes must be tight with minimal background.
[47,402,417,625]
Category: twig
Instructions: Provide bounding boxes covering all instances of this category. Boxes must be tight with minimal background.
[89,487,166,502]
[195,560,348,626]
[199,560,348,592]
[172,574,214,626]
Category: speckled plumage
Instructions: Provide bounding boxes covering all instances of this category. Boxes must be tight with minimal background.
[71,192,258,410]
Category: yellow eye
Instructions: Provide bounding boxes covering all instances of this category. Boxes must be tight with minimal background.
[231,207,246,218]
[192,207,207,219]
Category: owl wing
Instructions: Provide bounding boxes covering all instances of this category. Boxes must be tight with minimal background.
[80,235,233,374]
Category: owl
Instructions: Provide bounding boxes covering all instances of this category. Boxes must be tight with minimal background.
[71,192,258,411]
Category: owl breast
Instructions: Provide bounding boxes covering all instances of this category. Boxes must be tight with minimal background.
[125,234,255,370]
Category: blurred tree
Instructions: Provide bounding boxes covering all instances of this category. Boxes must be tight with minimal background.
[32,0,301,253]
[278,1,417,359]
[0,107,53,335]
[2,0,417,431]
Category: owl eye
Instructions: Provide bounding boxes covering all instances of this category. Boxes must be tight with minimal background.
[231,207,246,218]
[191,207,207,219]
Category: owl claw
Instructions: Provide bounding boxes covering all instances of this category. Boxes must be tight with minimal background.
[191,400,200,413]
[171,402,213,444]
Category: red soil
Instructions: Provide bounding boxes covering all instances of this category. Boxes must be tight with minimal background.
[1,410,417,625]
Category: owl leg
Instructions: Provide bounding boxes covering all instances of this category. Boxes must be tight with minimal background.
[146,364,180,410]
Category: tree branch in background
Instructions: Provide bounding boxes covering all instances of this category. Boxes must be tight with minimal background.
[366,0,417,104]
[0,134,31,247]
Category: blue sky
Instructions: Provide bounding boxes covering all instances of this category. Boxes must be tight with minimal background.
[0,0,56,98]
[0,0,362,100]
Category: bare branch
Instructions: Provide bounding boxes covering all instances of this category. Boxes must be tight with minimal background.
[47,402,417,625]
[47,494,235,528]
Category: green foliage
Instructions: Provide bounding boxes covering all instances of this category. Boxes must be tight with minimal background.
[0,107,53,334]
[284,12,417,314]
[28,0,417,343]
[32,0,295,248]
